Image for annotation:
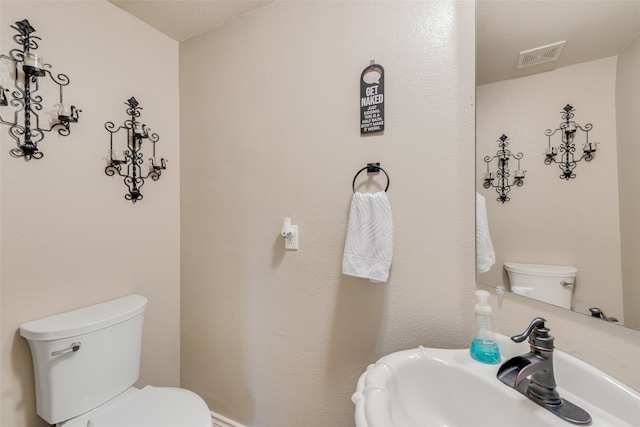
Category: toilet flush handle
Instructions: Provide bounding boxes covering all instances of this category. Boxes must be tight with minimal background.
[51,342,81,357]
[560,281,574,287]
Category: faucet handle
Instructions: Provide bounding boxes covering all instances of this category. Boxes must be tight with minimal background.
[511,317,554,350]
[589,307,619,323]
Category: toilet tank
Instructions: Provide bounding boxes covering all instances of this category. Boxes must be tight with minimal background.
[19,295,147,425]
[504,262,577,309]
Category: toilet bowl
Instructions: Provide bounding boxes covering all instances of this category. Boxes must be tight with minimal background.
[504,262,577,309]
[19,295,212,427]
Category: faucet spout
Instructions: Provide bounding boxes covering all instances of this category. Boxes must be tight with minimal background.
[496,318,591,425]
[497,355,533,388]
[497,350,561,405]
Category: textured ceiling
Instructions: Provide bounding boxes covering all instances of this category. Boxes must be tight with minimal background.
[110,0,273,42]
[110,1,640,84]
[477,0,640,85]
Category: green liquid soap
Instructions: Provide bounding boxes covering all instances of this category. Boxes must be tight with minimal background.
[470,338,501,364]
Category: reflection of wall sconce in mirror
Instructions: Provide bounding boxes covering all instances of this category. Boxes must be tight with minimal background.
[544,104,598,180]
[104,97,167,203]
[0,19,81,160]
[483,134,525,204]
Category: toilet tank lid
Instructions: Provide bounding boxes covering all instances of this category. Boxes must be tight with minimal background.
[504,262,577,277]
[19,295,147,341]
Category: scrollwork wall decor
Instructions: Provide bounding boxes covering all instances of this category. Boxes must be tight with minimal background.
[483,134,525,203]
[0,19,81,160]
[105,97,167,203]
[544,104,598,180]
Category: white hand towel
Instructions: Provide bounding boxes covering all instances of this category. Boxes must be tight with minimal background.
[476,192,496,273]
[342,191,393,283]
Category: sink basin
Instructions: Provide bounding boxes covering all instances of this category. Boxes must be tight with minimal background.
[352,334,640,427]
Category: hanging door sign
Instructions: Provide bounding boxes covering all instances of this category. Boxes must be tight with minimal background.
[360,63,385,134]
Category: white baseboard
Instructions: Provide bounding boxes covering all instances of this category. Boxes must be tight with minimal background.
[211,410,246,427]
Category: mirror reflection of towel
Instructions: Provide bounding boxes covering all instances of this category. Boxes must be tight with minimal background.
[476,192,495,273]
[342,191,393,283]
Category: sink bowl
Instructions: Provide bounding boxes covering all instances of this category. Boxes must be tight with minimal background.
[352,334,640,427]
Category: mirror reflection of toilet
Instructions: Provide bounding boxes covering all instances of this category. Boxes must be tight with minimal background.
[19,295,212,427]
[504,262,577,310]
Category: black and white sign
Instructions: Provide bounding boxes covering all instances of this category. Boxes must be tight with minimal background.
[360,63,384,134]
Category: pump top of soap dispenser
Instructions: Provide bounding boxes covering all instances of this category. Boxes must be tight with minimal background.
[475,290,493,316]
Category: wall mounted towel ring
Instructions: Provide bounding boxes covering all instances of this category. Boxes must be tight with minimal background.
[352,162,390,193]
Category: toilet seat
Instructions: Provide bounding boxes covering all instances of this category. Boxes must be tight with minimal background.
[59,386,212,427]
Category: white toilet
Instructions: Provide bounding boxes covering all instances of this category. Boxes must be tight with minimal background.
[19,295,212,427]
[504,262,577,309]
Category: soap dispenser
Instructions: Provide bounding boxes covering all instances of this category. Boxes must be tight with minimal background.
[470,290,501,364]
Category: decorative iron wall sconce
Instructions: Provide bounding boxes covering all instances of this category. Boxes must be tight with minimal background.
[105,97,167,203]
[544,104,598,180]
[483,134,525,203]
[0,19,81,160]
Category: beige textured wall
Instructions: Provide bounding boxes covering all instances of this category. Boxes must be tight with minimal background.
[476,57,624,320]
[179,2,476,425]
[616,33,640,330]
[4,3,639,427]
[0,2,180,427]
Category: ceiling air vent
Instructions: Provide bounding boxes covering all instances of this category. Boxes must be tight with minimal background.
[517,41,566,69]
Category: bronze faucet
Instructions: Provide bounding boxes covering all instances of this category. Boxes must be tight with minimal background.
[497,317,591,425]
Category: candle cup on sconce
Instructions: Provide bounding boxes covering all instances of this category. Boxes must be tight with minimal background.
[23,52,45,76]
[583,142,598,155]
[150,157,167,171]
[109,150,127,165]
[56,103,80,123]
[134,122,148,139]
[56,103,71,120]
[561,120,577,135]
[545,147,557,158]
[483,172,495,188]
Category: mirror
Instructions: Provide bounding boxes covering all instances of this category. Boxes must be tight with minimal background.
[476,1,640,331]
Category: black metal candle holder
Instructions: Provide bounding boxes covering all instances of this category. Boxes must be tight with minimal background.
[544,104,598,180]
[483,134,525,203]
[105,97,167,203]
[0,19,81,160]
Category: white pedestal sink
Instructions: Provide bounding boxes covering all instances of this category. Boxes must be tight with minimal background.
[352,334,640,427]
